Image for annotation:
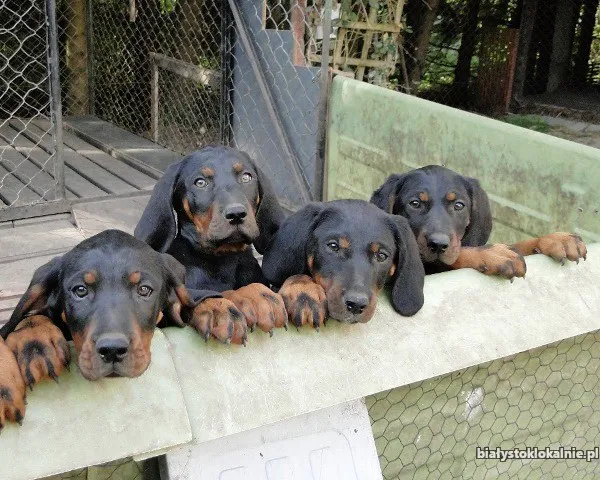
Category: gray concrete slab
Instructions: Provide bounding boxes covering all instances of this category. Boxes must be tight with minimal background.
[72,195,150,238]
[0,330,192,480]
[163,244,600,448]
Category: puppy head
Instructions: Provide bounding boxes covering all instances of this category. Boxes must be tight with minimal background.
[135,146,283,255]
[262,200,425,322]
[370,165,492,266]
[1,230,193,381]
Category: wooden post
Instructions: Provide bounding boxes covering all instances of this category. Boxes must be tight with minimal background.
[291,0,307,65]
[151,61,159,143]
[66,0,89,115]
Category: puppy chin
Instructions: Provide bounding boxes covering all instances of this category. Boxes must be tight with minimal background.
[77,353,151,380]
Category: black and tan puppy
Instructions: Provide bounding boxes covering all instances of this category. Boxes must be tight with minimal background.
[134,146,288,342]
[0,229,223,428]
[262,200,425,329]
[371,165,587,277]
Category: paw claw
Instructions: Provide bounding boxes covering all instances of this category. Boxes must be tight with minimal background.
[283,324,288,331]
[269,330,274,338]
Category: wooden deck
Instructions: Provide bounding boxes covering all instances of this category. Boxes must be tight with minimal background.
[0,116,182,211]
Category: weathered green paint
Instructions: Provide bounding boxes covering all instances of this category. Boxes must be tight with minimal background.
[327,77,600,243]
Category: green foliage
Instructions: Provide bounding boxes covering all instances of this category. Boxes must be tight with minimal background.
[497,115,551,133]
[160,0,178,15]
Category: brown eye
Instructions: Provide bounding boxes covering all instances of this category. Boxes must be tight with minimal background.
[138,285,153,297]
[327,241,339,252]
[240,172,252,183]
[454,201,465,211]
[375,252,388,262]
[194,178,208,188]
[72,285,88,298]
[409,200,421,209]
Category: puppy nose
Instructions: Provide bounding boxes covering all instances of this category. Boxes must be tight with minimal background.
[344,292,370,315]
[427,233,450,253]
[96,334,130,364]
[223,203,247,224]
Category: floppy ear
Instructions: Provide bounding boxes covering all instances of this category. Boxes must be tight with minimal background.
[247,158,286,254]
[389,215,425,316]
[134,159,187,253]
[0,256,63,339]
[461,177,492,247]
[261,203,324,287]
[370,174,407,213]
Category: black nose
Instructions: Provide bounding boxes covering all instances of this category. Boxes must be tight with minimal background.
[344,292,370,315]
[96,335,130,364]
[427,233,450,254]
[223,203,248,224]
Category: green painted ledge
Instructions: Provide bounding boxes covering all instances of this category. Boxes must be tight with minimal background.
[1,247,598,479]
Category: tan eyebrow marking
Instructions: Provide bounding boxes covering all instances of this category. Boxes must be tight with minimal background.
[446,192,457,202]
[370,243,380,253]
[339,237,350,249]
[84,271,97,285]
[419,192,429,202]
[201,167,214,177]
[129,271,141,284]
[233,162,244,173]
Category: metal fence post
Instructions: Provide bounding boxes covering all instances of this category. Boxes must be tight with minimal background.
[46,0,66,201]
[315,0,332,201]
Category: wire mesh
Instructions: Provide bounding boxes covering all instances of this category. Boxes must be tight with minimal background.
[0,0,63,212]
[367,330,600,479]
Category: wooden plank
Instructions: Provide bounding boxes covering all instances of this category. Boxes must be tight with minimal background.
[0,123,105,199]
[32,119,157,190]
[65,115,181,174]
[11,120,136,195]
[0,146,58,200]
[149,52,221,88]
[0,163,43,206]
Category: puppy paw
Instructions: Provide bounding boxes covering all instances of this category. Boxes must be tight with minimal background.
[279,275,327,330]
[188,298,246,345]
[453,245,526,280]
[6,315,71,390]
[0,337,26,430]
[534,232,587,265]
[223,283,288,337]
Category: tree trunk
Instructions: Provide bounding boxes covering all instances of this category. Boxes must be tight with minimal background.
[453,0,481,92]
[573,0,600,85]
[65,0,88,115]
[547,0,581,91]
[512,0,539,103]
[407,0,441,89]
[532,0,558,92]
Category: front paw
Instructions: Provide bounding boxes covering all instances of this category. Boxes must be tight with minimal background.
[6,315,71,390]
[223,283,288,337]
[0,338,26,429]
[279,275,327,330]
[454,245,526,280]
[534,232,587,264]
[188,298,247,345]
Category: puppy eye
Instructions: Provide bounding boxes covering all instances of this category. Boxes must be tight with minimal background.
[137,285,153,297]
[409,200,421,209]
[375,252,388,262]
[194,178,208,188]
[72,285,88,298]
[240,172,253,183]
[326,241,339,252]
[454,201,465,211]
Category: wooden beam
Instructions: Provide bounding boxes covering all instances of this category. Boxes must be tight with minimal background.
[149,52,221,89]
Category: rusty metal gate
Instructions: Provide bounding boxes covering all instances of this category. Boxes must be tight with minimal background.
[0,0,68,222]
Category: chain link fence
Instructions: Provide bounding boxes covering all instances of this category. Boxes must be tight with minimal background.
[55,0,328,205]
[0,0,66,220]
[367,330,600,479]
